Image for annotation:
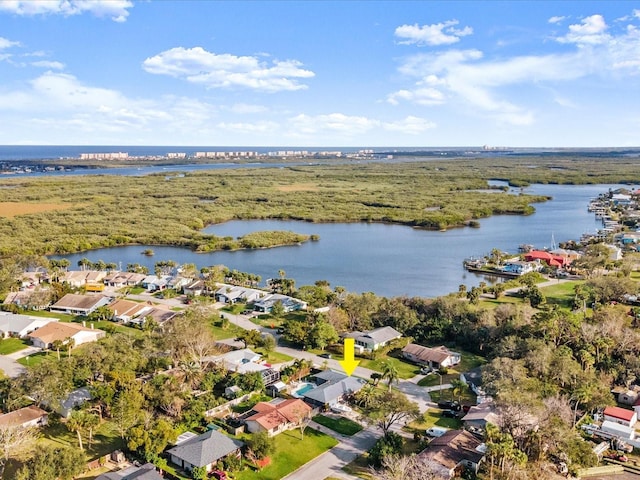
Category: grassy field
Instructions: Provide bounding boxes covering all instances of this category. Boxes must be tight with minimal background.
[25,309,77,322]
[428,386,477,405]
[235,428,338,480]
[0,337,29,355]
[0,201,76,217]
[17,350,53,366]
[210,319,245,340]
[406,407,463,432]
[39,419,125,459]
[359,354,422,380]
[540,280,581,309]
[254,349,294,364]
[312,414,363,436]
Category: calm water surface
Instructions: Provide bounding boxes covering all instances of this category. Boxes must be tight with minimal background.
[55,183,629,298]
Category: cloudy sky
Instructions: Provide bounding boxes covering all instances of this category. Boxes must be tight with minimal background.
[1,0,639,147]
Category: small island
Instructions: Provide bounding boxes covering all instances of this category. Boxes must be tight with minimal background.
[141,249,155,256]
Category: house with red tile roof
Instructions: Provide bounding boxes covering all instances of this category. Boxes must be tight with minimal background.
[245,398,312,436]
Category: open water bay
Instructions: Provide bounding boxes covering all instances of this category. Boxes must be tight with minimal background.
[55,184,628,298]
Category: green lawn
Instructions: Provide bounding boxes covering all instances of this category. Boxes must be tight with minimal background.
[88,321,144,338]
[0,337,29,355]
[39,418,125,461]
[17,351,53,367]
[255,349,293,364]
[417,350,486,387]
[235,428,338,480]
[358,355,421,380]
[428,387,476,405]
[406,408,462,433]
[540,280,582,309]
[312,414,363,436]
[210,319,245,340]
[24,309,77,323]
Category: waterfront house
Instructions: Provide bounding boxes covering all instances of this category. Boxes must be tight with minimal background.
[417,429,486,478]
[60,270,107,288]
[49,293,111,316]
[343,326,402,352]
[524,250,572,268]
[215,284,265,304]
[0,405,48,429]
[501,260,537,276]
[28,321,105,349]
[0,313,58,339]
[103,271,146,287]
[183,279,206,296]
[244,398,312,436]
[402,343,461,369]
[603,406,637,428]
[167,429,244,475]
[253,293,307,313]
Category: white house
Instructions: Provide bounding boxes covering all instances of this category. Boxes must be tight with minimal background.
[0,313,58,339]
[28,322,105,349]
[603,406,637,428]
[402,343,461,369]
[344,326,402,352]
[0,405,48,429]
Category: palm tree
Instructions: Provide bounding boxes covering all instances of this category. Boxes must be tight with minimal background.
[84,412,100,449]
[52,339,64,361]
[450,378,467,403]
[381,361,399,391]
[67,410,87,450]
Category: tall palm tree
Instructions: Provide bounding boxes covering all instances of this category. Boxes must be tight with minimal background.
[67,410,87,450]
[381,361,399,391]
[450,378,467,403]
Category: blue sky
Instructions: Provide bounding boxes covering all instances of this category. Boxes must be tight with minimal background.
[0,1,639,147]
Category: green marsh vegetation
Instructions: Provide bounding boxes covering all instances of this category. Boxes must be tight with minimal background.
[0,156,639,256]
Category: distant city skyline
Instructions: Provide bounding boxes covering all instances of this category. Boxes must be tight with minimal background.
[0,1,639,147]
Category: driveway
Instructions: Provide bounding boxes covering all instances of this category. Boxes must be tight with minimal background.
[283,425,380,480]
[0,355,26,377]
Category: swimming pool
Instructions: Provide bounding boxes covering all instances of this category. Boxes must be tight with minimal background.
[292,382,315,398]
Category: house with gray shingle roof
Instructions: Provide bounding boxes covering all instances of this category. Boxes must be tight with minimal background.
[95,463,163,480]
[302,370,367,409]
[167,429,244,474]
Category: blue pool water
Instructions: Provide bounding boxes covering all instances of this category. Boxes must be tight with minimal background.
[293,383,315,398]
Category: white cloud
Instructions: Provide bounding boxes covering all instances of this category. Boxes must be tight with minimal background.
[0,36,19,50]
[386,87,445,106]
[556,14,610,45]
[548,16,567,24]
[382,116,436,134]
[0,0,133,22]
[390,12,640,127]
[143,46,314,92]
[395,20,473,46]
[31,60,65,70]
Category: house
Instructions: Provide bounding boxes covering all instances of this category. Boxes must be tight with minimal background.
[60,270,107,288]
[460,367,490,404]
[142,306,178,325]
[302,370,367,409]
[0,405,48,429]
[28,321,105,349]
[49,293,111,315]
[95,463,163,480]
[461,403,501,431]
[107,299,153,323]
[167,429,244,475]
[604,406,637,428]
[501,260,537,275]
[141,275,169,292]
[600,420,635,440]
[245,398,312,436]
[0,313,58,339]
[57,387,93,418]
[103,271,146,288]
[205,348,280,385]
[524,250,572,268]
[402,344,461,369]
[344,326,402,352]
[183,279,206,296]
[253,294,307,313]
[215,285,265,304]
[418,429,486,478]
[266,381,287,397]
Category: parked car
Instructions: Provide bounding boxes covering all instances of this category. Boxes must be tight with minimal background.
[242,310,253,315]
[420,366,432,375]
[425,426,449,437]
[438,400,461,411]
[319,353,332,359]
[441,409,458,418]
